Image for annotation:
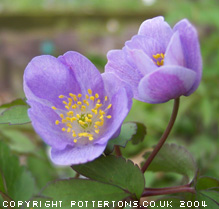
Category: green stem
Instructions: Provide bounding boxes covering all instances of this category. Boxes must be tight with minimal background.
[141,98,180,173]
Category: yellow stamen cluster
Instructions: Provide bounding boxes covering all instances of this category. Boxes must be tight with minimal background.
[153,53,165,66]
[51,89,112,143]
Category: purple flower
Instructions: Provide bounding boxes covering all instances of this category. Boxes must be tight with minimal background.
[105,16,202,103]
[24,51,132,165]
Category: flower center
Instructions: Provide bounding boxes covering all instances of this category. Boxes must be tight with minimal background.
[152,53,165,66]
[51,89,112,144]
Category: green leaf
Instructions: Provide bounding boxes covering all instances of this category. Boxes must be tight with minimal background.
[0,129,35,154]
[201,191,219,204]
[105,122,146,154]
[0,98,27,109]
[27,179,130,209]
[0,105,30,125]
[142,143,197,182]
[73,155,145,199]
[0,141,35,202]
[196,176,219,190]
[27,151,58,189]
[197,192,219,208]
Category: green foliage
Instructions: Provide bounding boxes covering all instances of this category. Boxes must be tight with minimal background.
[73,155,145,199]
[27,179,130,209]
[105,122,146,154]
[0,105,30,125]
[0,141,35,204]
[142,143,197,183]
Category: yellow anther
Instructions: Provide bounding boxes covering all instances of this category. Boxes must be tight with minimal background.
[63,101,67,105]
[52,106,57,110]
[71,117,77,122]
[95,129,100,134]
[153,54,161,59]
[66,117,71,121]
[67,123,72,128]
[107,104,112,109]
[72,130,77,136]
[99,110,105,115]
[89,137,94,141]
[60,113,64,118]
[97,99,100,103]
[62,119,67,123]
[73,97,78,102]
[76,114,80,119]
[59,95,65,98]
[69,93,73,97]
[79,120,85,126]
[62,128,66,132]
[95,104,102,109]
[73,139,77,143]
[88,114,93,118]
[86,101,90,106]
[78,132,89,137]
[88,89,92,95]
[77,101,82,105]
[95,93,99,98]
[68,102,72,107]
[55,120,60,125]
[90,96,95,101]
[78,93,82,98]
[86,95,89,99]
[99,115,104,119]
[68,98,73,102]
[81,105,86,109]
[85,117,89,122]
[92,109,98,114]
[65,106,69,110]
[67,128,71,133]
[106,115,112,119]
[72,104,77,109]
[105,96,108,101]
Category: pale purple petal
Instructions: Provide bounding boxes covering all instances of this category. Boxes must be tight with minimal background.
[125,35,164,58]
[28,101,73,150]
[164,31,185,67]
[126,49,158,75]
[58,51,104,99]
[24,55,81,109]
[138,16,173,49]
[138,66,197,103]
[105,50,142,98]
[51,143,106,165]
[173,19,202,95]
[96,88,132,145]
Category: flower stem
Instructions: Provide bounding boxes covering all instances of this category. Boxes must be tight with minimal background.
[141,98,180,173]
[142,184,195,197]
[115,145,122,156]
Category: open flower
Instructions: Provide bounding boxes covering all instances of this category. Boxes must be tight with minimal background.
[24,51,132,165]
[105,16,202,103]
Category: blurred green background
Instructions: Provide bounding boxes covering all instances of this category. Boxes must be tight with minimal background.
[0,0,218,198]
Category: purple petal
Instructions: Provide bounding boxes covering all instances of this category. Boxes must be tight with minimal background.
[138,66,197,103]
[105,50,142,99]
[101,72,133,102]
[165,31,185,67]
[173,19,202,95]
[58,51,104,99]
[125,35,164,59]
[138,16,173,49]
[96,88,132,145]
[28,100,73,150]
[24,55,81,109]
[126,49,158,75]
[51,143,106,165]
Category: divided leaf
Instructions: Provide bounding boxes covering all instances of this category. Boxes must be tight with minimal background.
[0,105,30,125]
[0,98,27,109]
[0,141,35,202]
[27,179,130,209]
[73,155,145,199]
[142,143,197,183]
[196,192,219,208]
[105,122,146,154]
